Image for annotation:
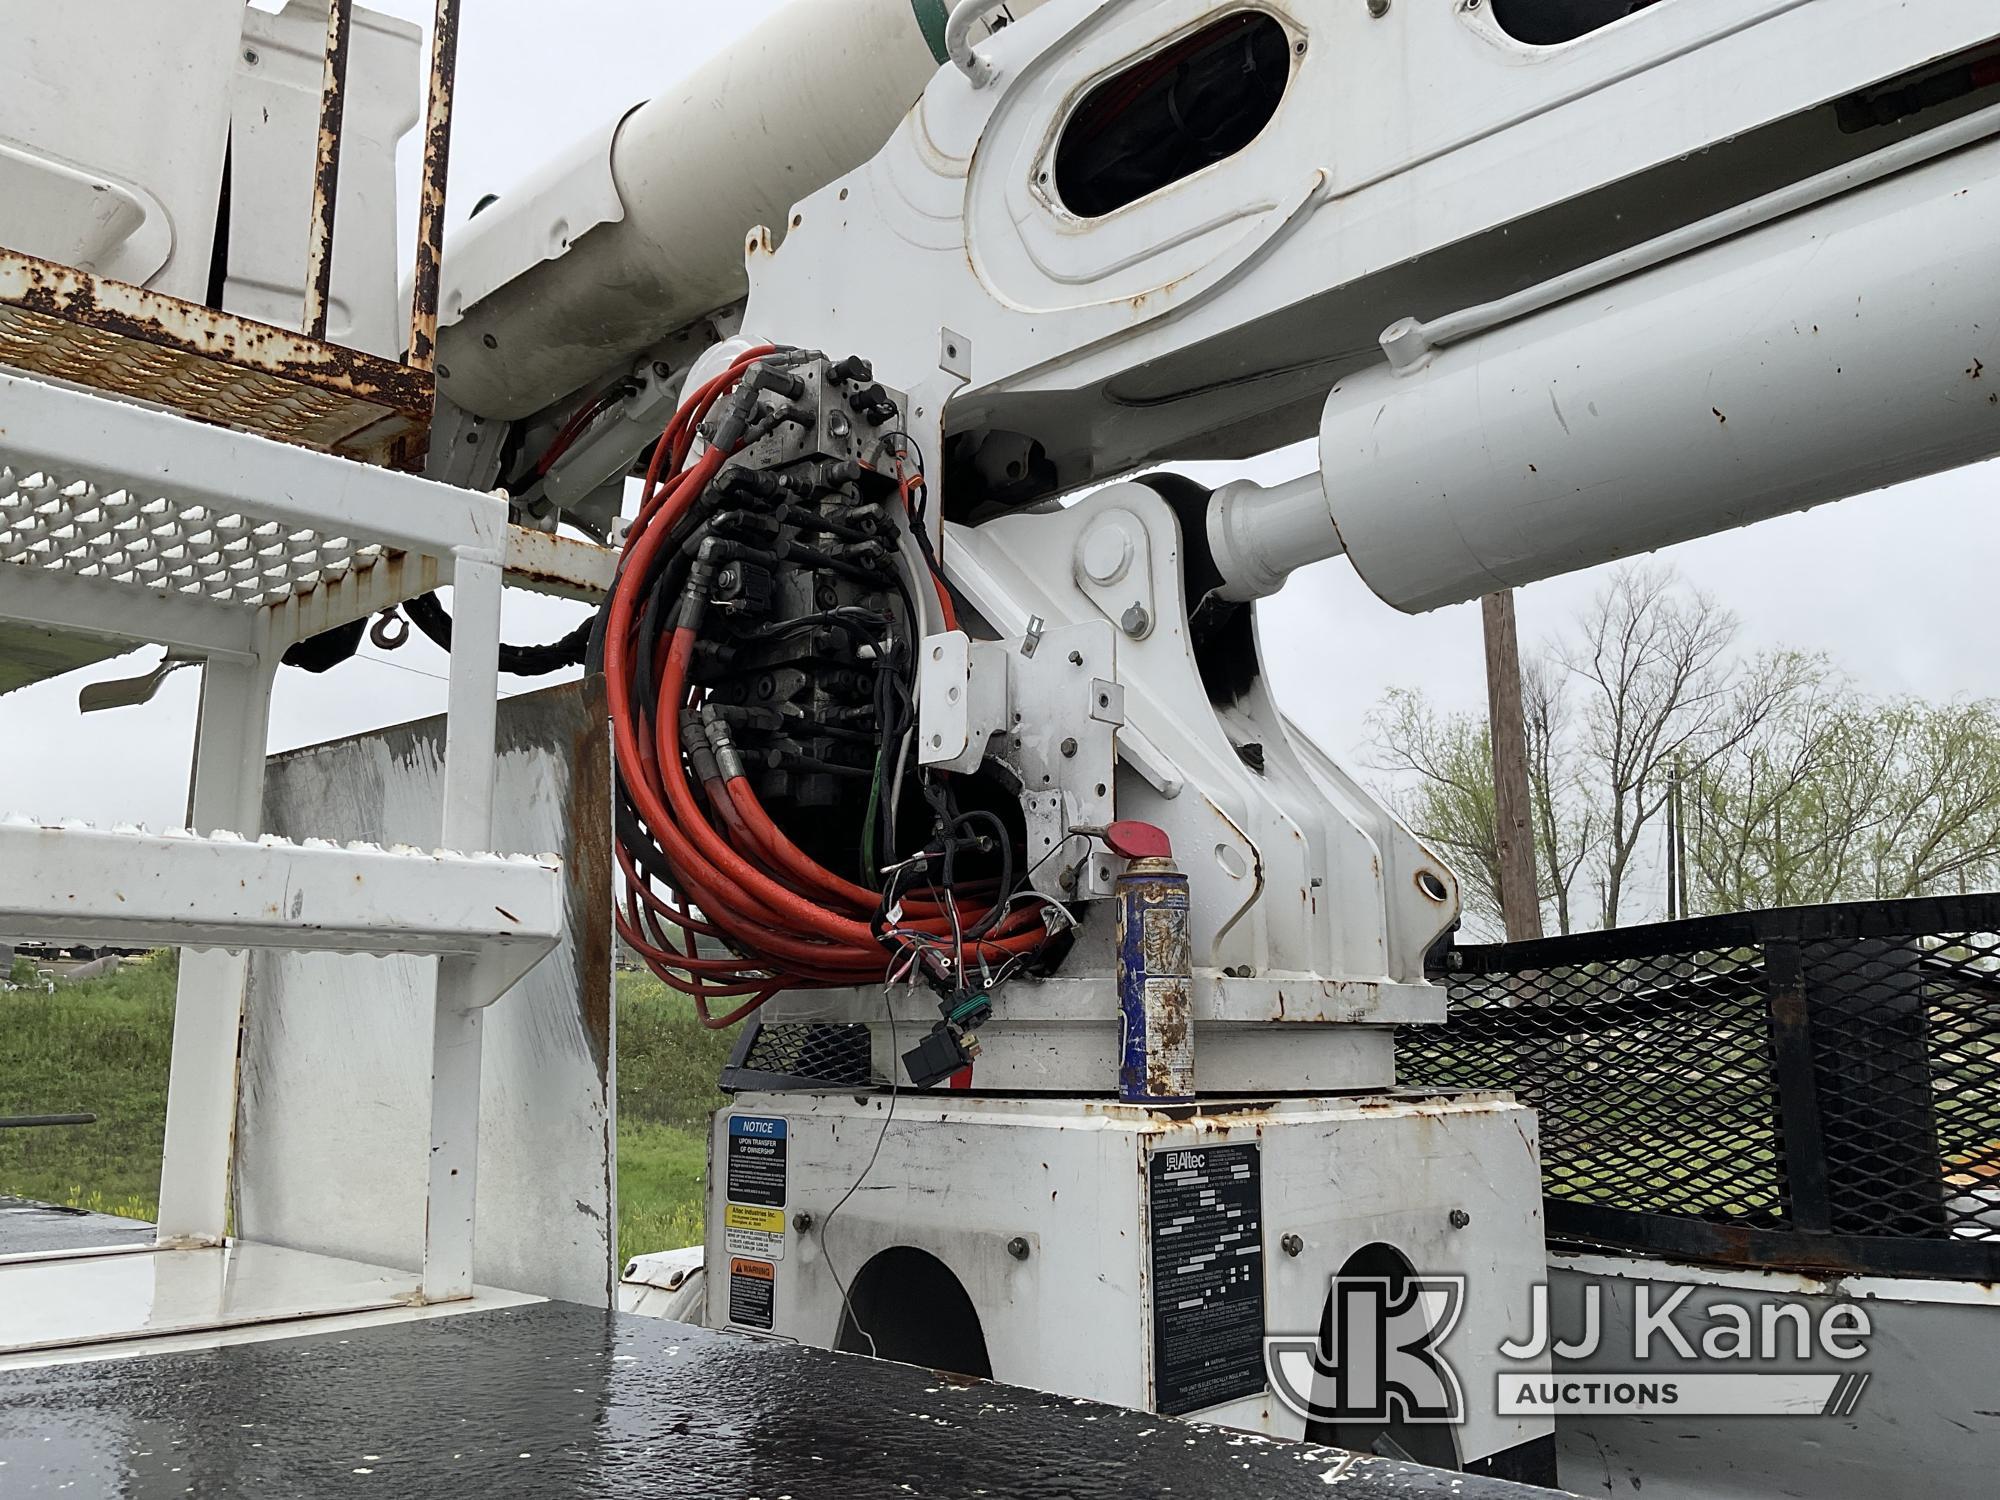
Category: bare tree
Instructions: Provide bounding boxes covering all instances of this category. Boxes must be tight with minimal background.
[1559,565,1813,926]
[1683,668,1870,910]
[1370,563,2000,933]
[1522,662,1595,934]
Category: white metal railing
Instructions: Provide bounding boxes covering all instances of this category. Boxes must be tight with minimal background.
[0,370,557,1304]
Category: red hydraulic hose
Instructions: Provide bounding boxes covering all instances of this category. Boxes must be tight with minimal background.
[607,350,1050,1024]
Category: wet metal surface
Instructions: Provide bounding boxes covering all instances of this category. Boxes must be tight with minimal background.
[0,1198,152,1258]
[0,1303,1564,1497]
[0,1243,420,1358]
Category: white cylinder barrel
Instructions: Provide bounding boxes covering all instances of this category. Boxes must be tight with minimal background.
[1318,140,2000,614]
[436,1,1028,420]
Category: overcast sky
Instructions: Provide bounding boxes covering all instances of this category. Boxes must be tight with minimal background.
[6,0,1995,926]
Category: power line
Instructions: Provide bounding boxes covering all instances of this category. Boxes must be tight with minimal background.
[350,650,548,699]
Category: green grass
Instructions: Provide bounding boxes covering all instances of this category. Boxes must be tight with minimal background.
[0,956,742,1271]
[0,952,176,1217]
[613,971,742,1266]
[615,972,739,1133]
[616,1120,712,1268]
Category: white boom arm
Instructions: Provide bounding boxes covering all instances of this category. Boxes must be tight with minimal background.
[422,0,2000,1036]
[703,0,2000,1008]
[443,0,2000,612]
[29,0,1968,1058]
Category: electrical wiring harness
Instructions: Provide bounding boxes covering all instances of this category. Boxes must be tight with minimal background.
[596,346,1068,1040]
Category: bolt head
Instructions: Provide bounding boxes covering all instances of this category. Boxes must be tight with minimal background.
[1068,650,1084,666]
[1120,604,1151,636]
[792,1211,814,1233]
[1281,1233,1304,1257]
[1060,737,1078,758]
[1449,1208,1471,1229]
[1007,1236,1032,1261]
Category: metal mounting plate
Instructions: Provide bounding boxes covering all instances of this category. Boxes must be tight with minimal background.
[917,620,1122,901]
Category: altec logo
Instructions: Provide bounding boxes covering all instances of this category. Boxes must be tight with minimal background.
[1266,1276,1875,1422]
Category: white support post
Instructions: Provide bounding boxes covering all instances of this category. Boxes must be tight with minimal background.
[155,649,275,1247]
[422,553,504,1301]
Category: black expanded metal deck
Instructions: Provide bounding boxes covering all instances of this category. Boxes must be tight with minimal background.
[0,1301,1565,1499]
[1402,894,2000,1279]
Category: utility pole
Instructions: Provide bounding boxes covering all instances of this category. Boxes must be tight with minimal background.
[1664,761,1680,920]
[1482,590,1544,941]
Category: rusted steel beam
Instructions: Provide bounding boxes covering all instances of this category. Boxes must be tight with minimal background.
[0,247,433,463]
[304,0,356,341]
[407,0,461,372]
[502,525,616,602]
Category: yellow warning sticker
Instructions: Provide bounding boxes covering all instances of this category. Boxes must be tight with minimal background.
[724,1201,786,1261]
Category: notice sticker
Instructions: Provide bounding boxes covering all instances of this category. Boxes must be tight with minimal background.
[725,1115,788,1265]
[726,1115,788,1208]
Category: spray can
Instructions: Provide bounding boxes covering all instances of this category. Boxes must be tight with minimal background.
[1108,821,1195,1104]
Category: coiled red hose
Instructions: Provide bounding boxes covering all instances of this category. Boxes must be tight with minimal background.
[605,351,1046,1025]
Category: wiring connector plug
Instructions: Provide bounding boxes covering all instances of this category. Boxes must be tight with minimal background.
[901,1023,973,1089]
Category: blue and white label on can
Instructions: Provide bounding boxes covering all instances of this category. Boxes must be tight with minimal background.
[1118,872,1195,1103]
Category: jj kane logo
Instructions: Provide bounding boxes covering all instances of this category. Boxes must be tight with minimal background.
[1265,1276,1466,1426]
[1266,1275,1875,1423]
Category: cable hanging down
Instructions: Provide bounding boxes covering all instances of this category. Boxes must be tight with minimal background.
[596,346,1068,1041]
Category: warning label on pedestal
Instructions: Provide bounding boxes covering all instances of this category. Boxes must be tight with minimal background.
[1148,1141,1265,1416]
[728,1257,774,1330]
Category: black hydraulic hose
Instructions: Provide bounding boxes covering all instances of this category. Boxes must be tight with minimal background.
[401,590,592,677]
